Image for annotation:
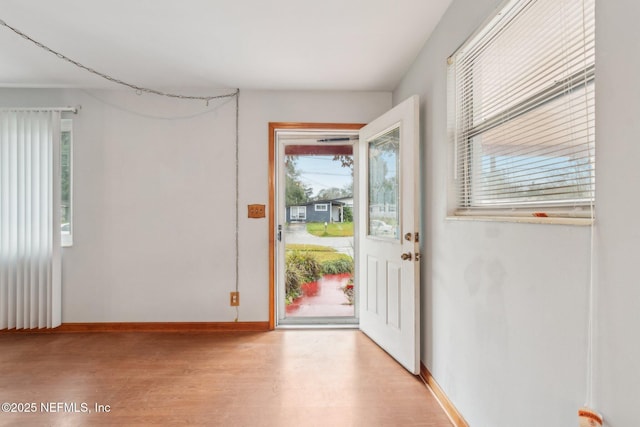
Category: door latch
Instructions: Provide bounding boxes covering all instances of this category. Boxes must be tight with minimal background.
[404,232,420,242]
[401,252,421,261]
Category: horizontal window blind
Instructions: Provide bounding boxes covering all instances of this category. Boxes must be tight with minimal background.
[451,0,595,211]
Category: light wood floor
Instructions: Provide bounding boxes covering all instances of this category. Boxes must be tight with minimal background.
[0,330,453,427]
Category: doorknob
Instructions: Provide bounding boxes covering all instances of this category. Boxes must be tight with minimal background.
[401,252,412,261]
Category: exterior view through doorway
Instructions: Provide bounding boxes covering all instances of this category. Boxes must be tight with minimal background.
[270,123,364,327]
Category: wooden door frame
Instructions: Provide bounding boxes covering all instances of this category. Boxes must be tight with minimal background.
[268,122,365,329]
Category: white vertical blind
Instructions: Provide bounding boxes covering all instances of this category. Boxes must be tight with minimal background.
[451,0,595,212]
[0,110,62,330]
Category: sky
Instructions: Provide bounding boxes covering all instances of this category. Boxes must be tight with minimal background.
[294,155,353,198]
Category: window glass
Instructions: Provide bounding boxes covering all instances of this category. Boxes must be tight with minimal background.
[290,206,306,220]
[368,127,399,238]
[61,119,72,246]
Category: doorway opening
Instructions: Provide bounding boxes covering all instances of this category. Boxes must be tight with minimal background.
[268,97,419,371]
[269,123,364,327]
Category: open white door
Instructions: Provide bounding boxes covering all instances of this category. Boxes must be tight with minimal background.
[357,95,420,374]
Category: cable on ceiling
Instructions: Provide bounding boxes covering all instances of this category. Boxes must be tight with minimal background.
[0,18,238,104]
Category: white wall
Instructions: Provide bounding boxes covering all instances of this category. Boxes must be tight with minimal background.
[595,2,640,426]
[0,88,390,322]
[393,0,640,426]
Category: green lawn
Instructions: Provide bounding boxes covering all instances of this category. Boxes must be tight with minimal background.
[285,244,351,263]
[306,222,354,237]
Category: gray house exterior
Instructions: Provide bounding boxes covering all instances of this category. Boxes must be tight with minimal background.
[286,200,346,223]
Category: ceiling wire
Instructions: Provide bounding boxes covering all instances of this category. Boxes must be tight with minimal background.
[0,18,238,104]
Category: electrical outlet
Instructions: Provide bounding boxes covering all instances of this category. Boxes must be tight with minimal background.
[248,204,265,218]
[230,292,240,306]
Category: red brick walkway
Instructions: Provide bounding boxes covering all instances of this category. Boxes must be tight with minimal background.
[286,273,355,317]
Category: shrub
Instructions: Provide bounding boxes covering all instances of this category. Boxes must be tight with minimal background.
[285,251,322,304]
[285,267,302,304]
[287,251,322,283]
[343,206,353,222]
[321,258,354,275]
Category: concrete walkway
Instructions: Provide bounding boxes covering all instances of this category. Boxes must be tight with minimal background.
[284,223,354,256]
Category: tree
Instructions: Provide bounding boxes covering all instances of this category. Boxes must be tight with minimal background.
[315,186,350,201]
[285,156,312,206]
[332,154,354,171]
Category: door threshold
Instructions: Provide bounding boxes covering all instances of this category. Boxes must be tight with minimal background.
[277,323,359,330]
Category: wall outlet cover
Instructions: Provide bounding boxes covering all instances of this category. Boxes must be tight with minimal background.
[230,292,240,306]
[248,204,266,218]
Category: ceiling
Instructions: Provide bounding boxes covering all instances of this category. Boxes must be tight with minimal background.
[0,0,452,92]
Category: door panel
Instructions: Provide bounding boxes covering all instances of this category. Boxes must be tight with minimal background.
[358,95,420,374]
[387,263,401,329]
[366,256,378,313]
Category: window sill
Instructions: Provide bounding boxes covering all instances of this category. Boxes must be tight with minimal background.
[446,215,593,226]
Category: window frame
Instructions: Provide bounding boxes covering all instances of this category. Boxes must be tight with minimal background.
[314,203,328,212]
[449,0,595,221]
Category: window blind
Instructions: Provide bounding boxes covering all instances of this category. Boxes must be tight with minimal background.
[450,0,595,213]
[0,110,62,330]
